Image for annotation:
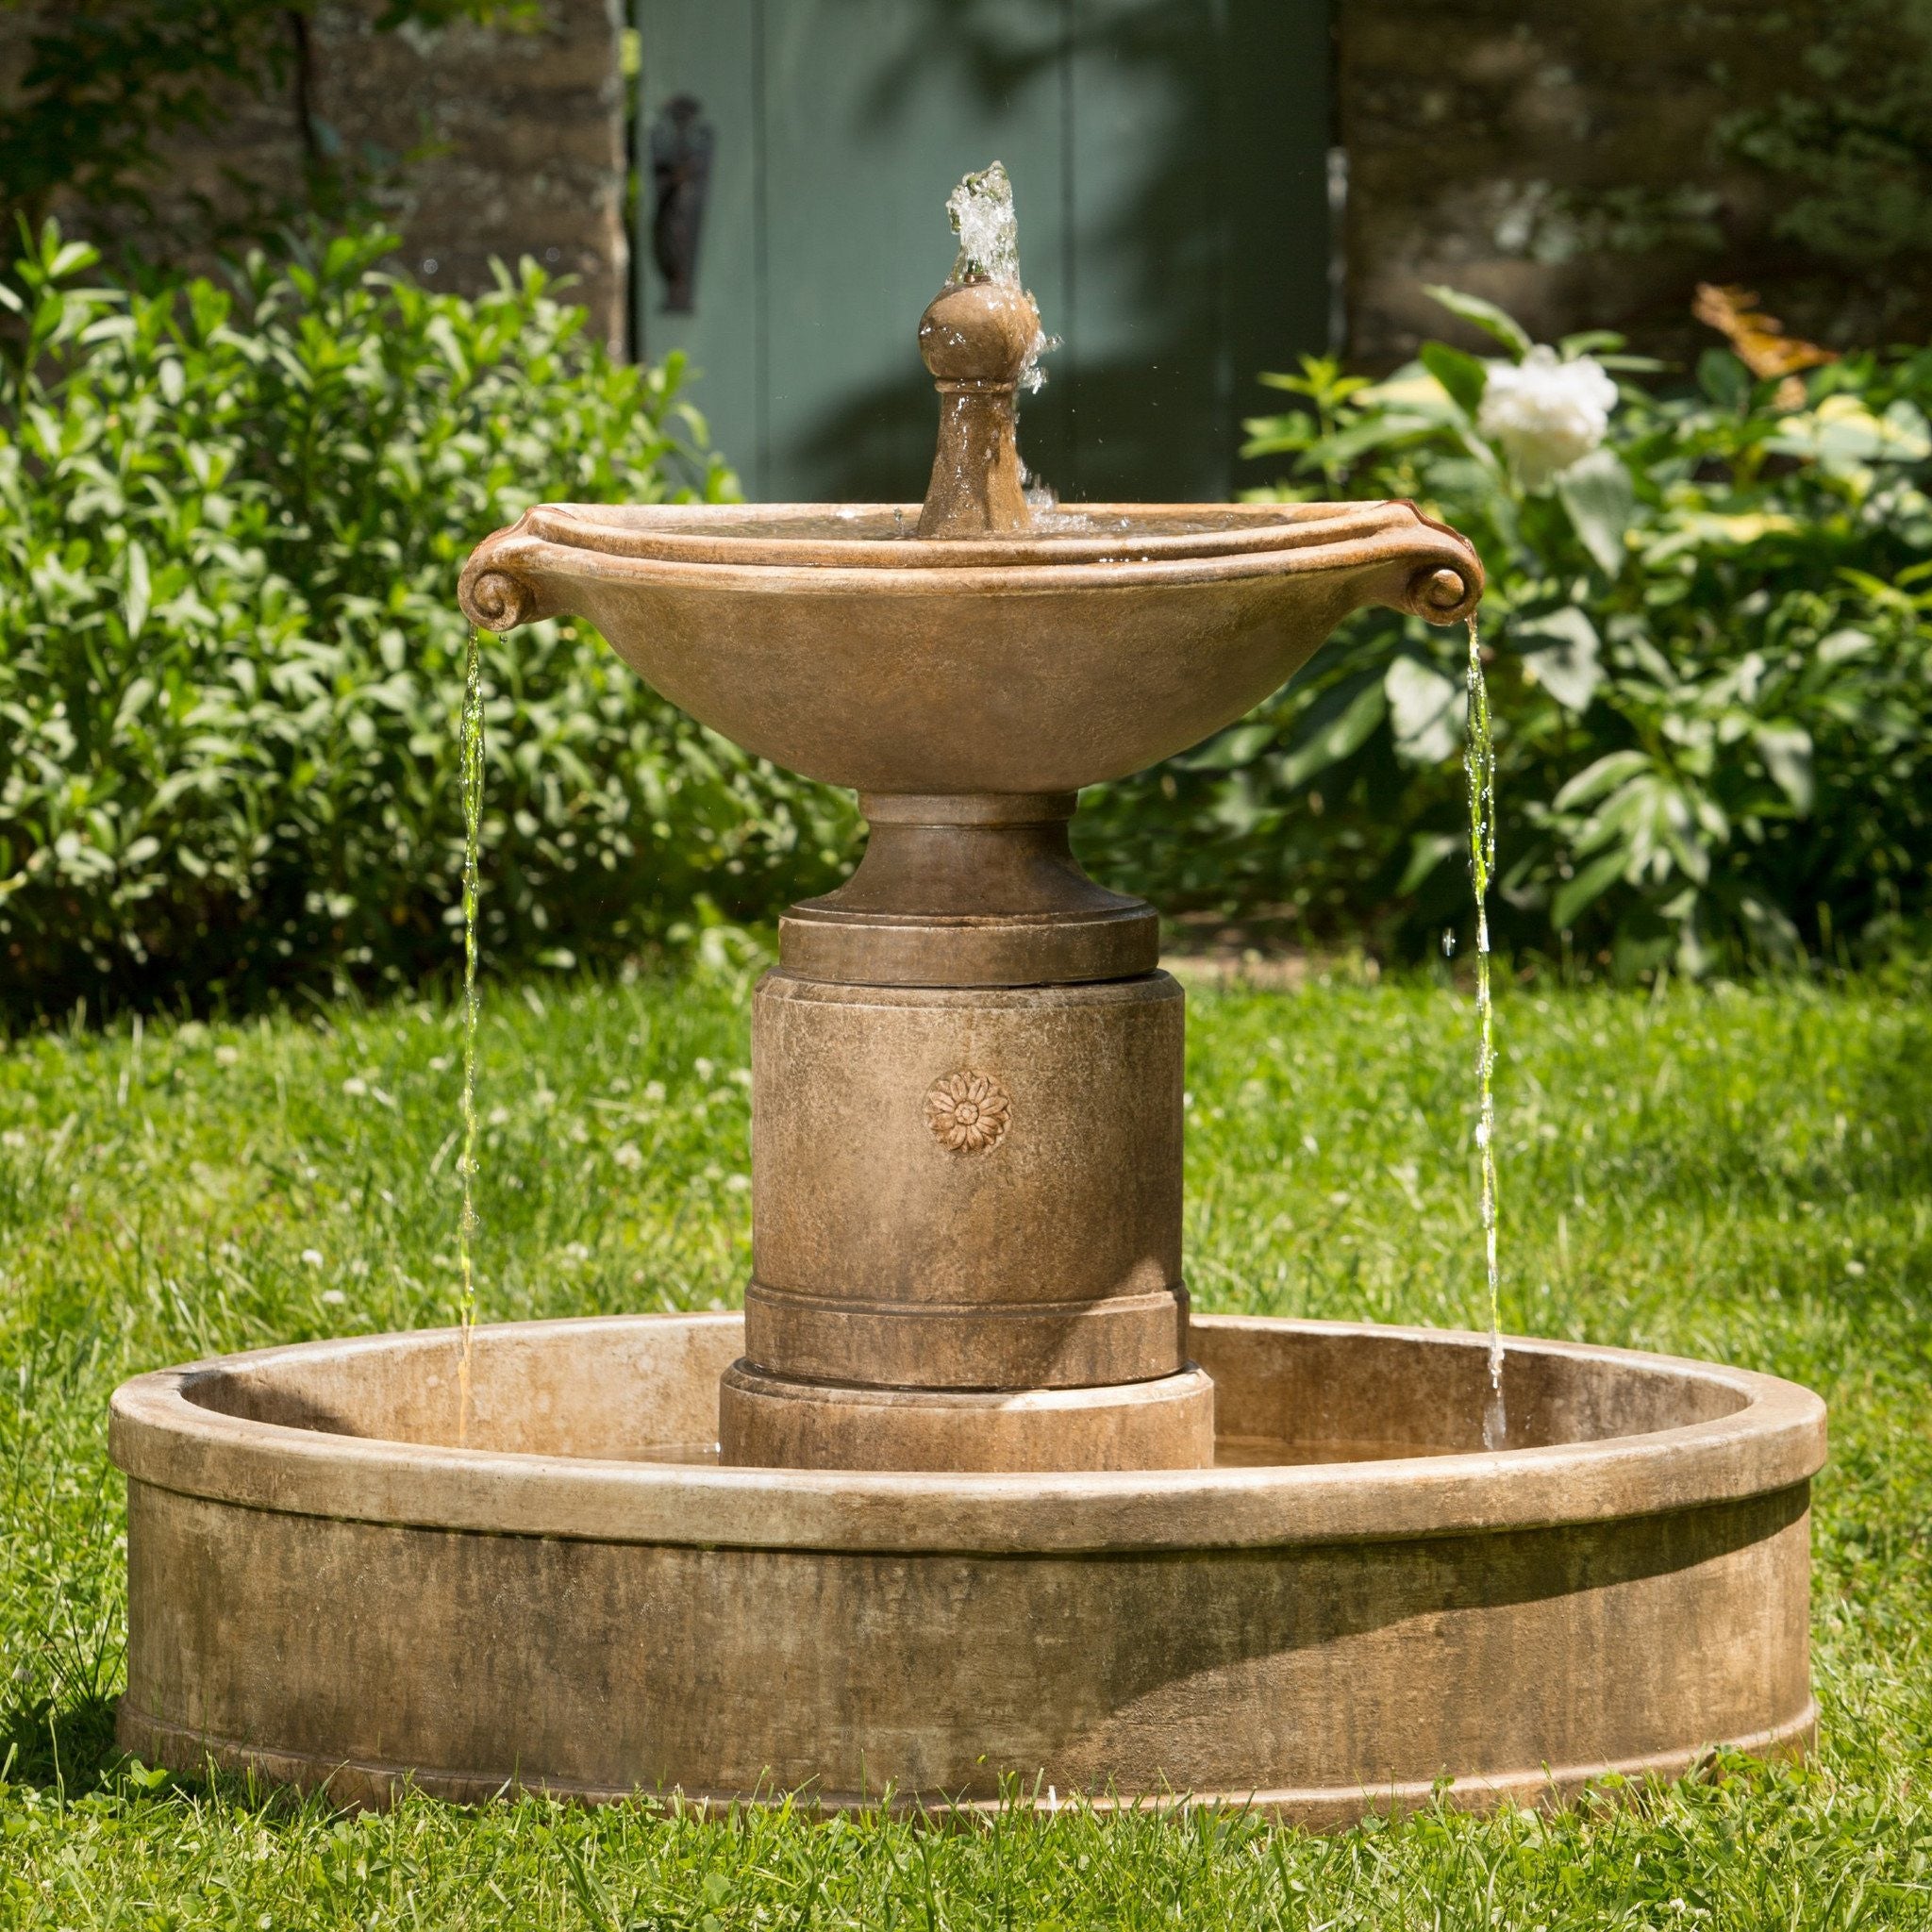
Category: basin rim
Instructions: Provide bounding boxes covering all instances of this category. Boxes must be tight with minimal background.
[109,1314,1825,1555]
[466,508,1481,604]
[499,498,1465,572]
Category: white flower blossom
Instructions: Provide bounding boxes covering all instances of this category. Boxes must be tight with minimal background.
[1476,345,1619,490]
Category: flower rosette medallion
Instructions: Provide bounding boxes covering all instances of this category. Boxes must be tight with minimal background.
[924,1071,1011,1153]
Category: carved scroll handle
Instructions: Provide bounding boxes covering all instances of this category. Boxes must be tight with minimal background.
[457,523,558,635]
[1390,501,1485,625]
[459,569,539,633]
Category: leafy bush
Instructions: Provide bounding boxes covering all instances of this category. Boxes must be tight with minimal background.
[1082,290,1932,975]
[0,223,853,1020]
[10,225,1927,1016]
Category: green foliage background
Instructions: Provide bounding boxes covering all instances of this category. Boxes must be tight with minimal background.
[1084,291,1932,977]
[0,225,852,1020]
[6,237,1932,1015]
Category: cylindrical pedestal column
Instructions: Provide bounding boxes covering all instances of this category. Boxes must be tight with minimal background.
[749,973,1187,1387]
[720,972,1213,1471]
[720,791,1214,1474]
[719,1357,1216,1473]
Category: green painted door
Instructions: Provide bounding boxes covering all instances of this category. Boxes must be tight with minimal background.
[636,0,1330,504]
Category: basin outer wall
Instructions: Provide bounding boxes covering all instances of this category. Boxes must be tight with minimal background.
[457,500,1484,796]
[110,1313,1825,1821]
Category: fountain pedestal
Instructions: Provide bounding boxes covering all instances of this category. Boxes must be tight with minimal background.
[454,261,1487,1474]
[722,792,1210,1471]
[723,271,1228,1470]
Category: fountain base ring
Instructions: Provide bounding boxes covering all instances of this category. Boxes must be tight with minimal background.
[109,1310,1824,1819]
[718,1357,1216,1472]
[113,1702,1816,1824]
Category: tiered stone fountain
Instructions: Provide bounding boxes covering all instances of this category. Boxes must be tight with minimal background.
[110,179,1824,1817]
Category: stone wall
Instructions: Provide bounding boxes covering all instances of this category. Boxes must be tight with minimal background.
[1336,0,1854,367]
[308,0,628,349]
[0,0,627,352]
[1,2,1899,372]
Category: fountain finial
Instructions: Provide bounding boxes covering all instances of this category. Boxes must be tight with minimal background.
[917,162,1040,539]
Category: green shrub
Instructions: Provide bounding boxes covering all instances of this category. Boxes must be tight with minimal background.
[1081,291,1932,975]
[10,226,1927,1012]
[0,224,856,1021]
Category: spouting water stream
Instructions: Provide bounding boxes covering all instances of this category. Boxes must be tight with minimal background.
[943,160,1058,510]
[943,162,1058,390]
[945,163,1022,288]
[1464,614,1505,1450]
[456,627,486,1443]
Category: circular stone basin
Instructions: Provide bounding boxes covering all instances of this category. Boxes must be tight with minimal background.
[109,1313,1824,1821]
[456,500,1482,795]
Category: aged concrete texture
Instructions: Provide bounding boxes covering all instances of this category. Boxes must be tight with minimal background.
[916,276,1041,538]
[0,0,627,350]
[457,330,1482,1461]
[110,1312,1826,1818]
[746,974,1186,1392]
[777,792,1160,989]
[457,499,1481,793]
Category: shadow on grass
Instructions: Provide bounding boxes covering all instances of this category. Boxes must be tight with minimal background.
[2,1690,125,1794]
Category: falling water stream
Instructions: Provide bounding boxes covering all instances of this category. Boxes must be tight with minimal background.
[1464,614,1506,1450]
[455,627,486,1444]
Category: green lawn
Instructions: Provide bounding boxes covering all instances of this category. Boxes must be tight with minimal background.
[2,966,1928,1927]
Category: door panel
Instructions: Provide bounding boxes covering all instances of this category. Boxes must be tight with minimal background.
[1065,0,1229,501]
[636,0,1328,504]
[758,0,1069,503]
[636,3,763,488]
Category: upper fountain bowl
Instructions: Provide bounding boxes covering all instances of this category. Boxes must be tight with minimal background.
[457,498,1481,795]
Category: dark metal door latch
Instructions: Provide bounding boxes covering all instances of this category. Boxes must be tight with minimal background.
[650,93,714,313]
